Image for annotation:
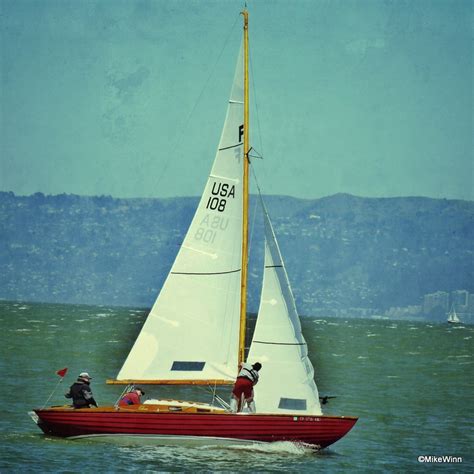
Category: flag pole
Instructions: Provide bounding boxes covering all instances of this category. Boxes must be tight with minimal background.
[41,368,68,409]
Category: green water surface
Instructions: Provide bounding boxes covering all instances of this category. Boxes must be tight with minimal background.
[1,301,472,472]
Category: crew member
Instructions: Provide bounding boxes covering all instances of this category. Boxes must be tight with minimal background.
[65,372,98,408]
[230,362,262,413]
[119,387,145,406]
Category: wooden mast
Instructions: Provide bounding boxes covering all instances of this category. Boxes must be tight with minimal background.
[238,8,249,367]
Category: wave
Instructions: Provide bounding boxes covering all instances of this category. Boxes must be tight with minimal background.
[218,440,317,455]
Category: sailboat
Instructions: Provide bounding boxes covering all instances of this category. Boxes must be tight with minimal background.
[447,305,461,324]
[31,10,357,448]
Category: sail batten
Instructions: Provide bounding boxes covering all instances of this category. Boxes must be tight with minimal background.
[171,269,241,276]
[218,144,243,151]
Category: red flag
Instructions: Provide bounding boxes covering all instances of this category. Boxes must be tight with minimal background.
[56,367,68,378]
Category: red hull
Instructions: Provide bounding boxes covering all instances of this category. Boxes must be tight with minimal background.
[33,407,357,448]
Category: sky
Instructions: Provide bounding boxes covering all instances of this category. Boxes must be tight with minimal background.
[1,0,472,200]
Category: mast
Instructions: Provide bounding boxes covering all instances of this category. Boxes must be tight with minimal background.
[238,8,249,366]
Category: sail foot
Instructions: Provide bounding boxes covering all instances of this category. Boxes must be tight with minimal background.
[106,379,234,386]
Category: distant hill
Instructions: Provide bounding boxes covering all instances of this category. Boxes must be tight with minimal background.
[1,191,473,317]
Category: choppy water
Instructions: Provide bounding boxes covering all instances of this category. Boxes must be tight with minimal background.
[1,301,473,472]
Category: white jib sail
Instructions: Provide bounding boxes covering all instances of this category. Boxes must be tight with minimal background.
[117,42,244,383]
[247,206,322,415]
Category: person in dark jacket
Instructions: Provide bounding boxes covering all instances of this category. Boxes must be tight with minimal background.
[65,372,98,408]
[230,362,262,413]
[119,387,145,407]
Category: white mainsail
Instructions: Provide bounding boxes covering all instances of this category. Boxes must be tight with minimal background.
[247,205,322,415]
[117,43,245,383]
[447,306,460,323]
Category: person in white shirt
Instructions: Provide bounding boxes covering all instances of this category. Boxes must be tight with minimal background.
[230,362,262,413]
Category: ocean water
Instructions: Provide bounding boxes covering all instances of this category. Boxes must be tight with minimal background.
[0,301,472,473]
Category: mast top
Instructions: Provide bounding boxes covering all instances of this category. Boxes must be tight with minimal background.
[241,9,248,29]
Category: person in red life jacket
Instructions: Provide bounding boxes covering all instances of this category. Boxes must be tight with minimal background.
[230,362,262,413]
[65,372,98,408]
[119,387,145,407]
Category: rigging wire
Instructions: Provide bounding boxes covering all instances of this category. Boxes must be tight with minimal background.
[153,14,241,190]
[197,385,231,411]
[210,381,217,406]
[114,384,133,409]
[250,161,271,219]
[247,19,267,259]
[247,163,260,268]
[247,31,266,275]
[249,46,265,162]
[250,161,264,199]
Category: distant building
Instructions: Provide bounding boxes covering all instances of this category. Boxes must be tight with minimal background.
[451,290,469,310]
[468,294,474,313]
[386,305,422,319]
[423,291,449,314]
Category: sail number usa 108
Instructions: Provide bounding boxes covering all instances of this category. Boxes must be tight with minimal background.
[205,182,235,213]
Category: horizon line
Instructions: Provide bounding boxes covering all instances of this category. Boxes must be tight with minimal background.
[1,190,472,203]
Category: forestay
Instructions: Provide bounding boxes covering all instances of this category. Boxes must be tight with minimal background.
[116,42,245,383]
[247,206,322,414]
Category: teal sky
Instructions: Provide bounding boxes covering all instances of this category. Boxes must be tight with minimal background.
[1,0,472,200]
